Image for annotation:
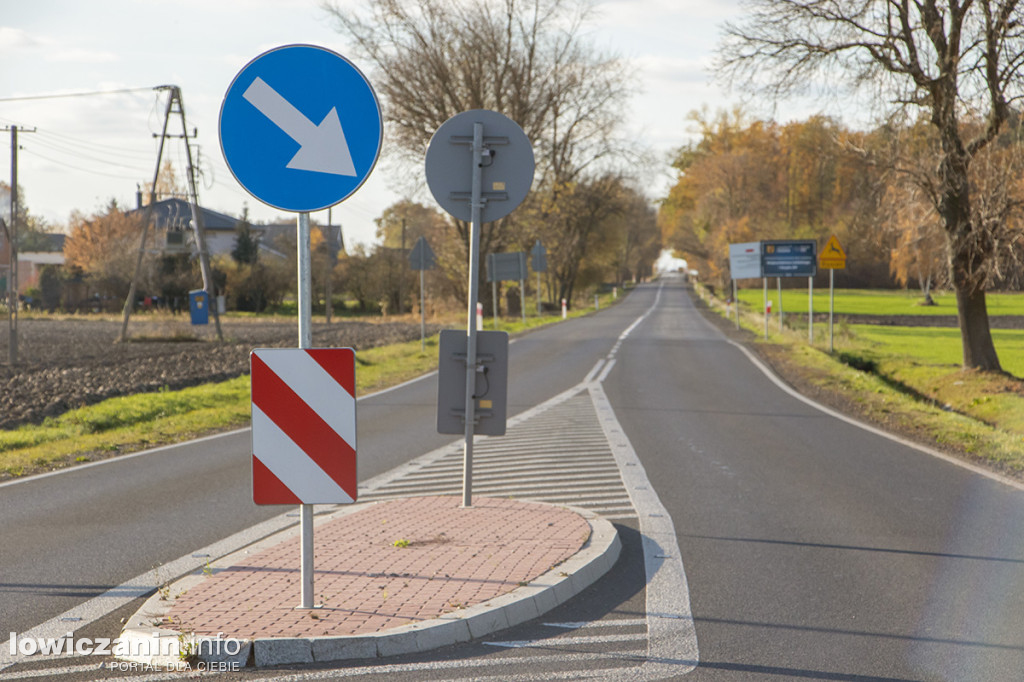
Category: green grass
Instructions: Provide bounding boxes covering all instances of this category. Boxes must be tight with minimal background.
[0,378,253,477]
[734,287,1024,316]
[0,287,629,479]
[848,325,1024,375]
[702,284,1024,477]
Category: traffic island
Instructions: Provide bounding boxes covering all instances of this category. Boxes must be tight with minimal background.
[117,496,620,668]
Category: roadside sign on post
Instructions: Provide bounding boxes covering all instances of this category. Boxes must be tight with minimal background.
[819,234,847,270]
[250,348,357,504]
[487,252,528,282]
[219,44,382,212]
[487,252,528,327]
[425,110,534,508]
[437,330,509,436]
[409,235,437,271]
[728,242,762,279]
[220,44,379,610]
[425,110,534,224]
[409,236,436,351]
[819,234,847,353]
[530,240,547,272]
[762,240,817,277]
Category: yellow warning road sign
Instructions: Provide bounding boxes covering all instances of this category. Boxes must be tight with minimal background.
[819,234,846,269]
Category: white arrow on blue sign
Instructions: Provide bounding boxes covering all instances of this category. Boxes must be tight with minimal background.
[219,44,383,213]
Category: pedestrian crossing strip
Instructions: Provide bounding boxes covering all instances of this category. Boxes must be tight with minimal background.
[359,391,638,521]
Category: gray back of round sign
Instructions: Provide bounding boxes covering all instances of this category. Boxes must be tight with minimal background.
[425,109,534,223]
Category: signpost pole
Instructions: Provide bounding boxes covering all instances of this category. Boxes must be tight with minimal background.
[808,276,814,344]
[520,277,526,324]
[778,277,783,332]
[763,278,768,339]
[733,279,739,329]
[462,122,484,509]
[297,211,315,609]
[829,268,835,354]
[420,266,426,352]
[536,272,541,315]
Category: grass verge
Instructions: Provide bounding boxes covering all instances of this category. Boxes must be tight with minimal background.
[0,289,625,480]
[699,286,1024,480]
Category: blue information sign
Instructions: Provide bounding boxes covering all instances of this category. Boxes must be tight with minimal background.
[219,44,382,213]
[762,240,817,277]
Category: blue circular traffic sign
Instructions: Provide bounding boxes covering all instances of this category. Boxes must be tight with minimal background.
[219,44,382,213]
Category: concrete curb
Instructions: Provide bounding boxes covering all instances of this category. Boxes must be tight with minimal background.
[118,501,620,668]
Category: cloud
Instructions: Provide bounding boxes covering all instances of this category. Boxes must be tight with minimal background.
[46,48,118,64]
[0,26,45,51]
[0,26,115,63]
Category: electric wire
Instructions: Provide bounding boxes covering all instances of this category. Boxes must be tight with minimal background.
[34,129,154,161]
[0,86,157,103]
[18,147,146,181]
[27,135,151,173]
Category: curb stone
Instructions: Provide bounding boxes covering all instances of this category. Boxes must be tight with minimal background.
[118,500,620,668]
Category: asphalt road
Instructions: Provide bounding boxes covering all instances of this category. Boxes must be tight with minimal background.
[605,278,1024,680]
[3,277,1023,681]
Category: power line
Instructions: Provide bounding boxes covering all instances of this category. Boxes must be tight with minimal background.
[27,136,151,172]
[19,147,147,181]
[0,86,160,103]
[34,129,154,161]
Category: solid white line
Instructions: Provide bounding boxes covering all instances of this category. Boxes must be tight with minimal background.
[588,382,699,679]
[0,663,102,680]
[597,359,616,383]
[484,633,647,648]
[721,337,1024,493]
[589,282,700,678]
[544,619,648,629]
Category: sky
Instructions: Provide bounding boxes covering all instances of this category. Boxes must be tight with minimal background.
[0,0,825,249]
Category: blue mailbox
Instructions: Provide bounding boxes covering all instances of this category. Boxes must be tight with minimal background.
[189,290,209,326]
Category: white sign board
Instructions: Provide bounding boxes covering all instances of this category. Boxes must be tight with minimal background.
[729,242,762,280]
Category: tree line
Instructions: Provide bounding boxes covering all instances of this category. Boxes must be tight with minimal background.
[9,0,661,317]
[701,0,1024,373]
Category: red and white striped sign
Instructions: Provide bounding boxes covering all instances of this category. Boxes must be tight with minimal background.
[250,348,357,505]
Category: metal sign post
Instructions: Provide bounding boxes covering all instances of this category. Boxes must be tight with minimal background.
[409,236,436,351]
[531,240,547,316]
[425,110,534,508]
[297,211,314,608]
[818,234,847,353]
[221,43,381,610]
[463,121,484,508]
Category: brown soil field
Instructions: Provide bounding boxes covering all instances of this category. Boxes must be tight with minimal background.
[0,316,442,430]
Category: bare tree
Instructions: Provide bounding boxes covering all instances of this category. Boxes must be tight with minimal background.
[718,0,1024,371]
[321,0,633,307]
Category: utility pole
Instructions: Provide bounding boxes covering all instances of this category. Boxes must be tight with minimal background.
[120,85,222,342]
[175,86,223,341]
[120,86,173,343]
[3,124,37,365]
